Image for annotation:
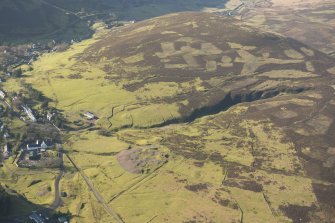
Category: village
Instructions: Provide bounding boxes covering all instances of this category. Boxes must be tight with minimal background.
[0,16,137,222]
[0,45,99,223]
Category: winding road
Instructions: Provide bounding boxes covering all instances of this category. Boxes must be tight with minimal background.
[50,145,64,210]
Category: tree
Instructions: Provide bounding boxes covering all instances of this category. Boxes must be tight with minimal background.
[12,68,22,78]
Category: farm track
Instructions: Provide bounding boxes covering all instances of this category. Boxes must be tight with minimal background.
[50,147,64,210]
[109,162,166,204]
[64,153,124,223]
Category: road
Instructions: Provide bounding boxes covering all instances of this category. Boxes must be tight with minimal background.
[65,153,124,223]
[50,145,64,209]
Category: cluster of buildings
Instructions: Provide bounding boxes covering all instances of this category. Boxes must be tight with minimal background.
[26,139,54,160]
[29,211,68,223]
[0,89,5,99]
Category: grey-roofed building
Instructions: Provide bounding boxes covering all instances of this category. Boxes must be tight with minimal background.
[29,211,45,223]
[27,139,53,151]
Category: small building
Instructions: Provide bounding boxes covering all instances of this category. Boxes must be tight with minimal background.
[47,112,53,121]
[84,111,95,120]
[27,141,41,151]
[58,216,69,223]
[22,105,37,122]
[29,211,46,223]
[3,144,11,159]
[0,90,5,99]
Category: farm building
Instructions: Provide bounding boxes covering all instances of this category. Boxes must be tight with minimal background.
[0,90,5,99]
[84,111,95,120]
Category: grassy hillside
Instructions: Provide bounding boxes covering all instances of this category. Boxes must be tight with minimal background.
[4,11,335,223]
[0,0,91,43]
[26,12,334,130]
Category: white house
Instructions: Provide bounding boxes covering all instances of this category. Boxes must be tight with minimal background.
[84,111,95,120]
[3,144,10,159]
[0,90,6,99]
[22,105,37,122]
[27,140,53,151]
[47,112,53,121]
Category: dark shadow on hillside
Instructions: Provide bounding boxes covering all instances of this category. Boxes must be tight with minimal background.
[0,184,72,223]
[146,86,309,129]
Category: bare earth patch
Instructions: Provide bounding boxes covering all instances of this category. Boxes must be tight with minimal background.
[117,146,168,174]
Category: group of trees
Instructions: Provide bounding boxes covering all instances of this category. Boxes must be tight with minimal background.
[21,83,43,101]
[12,68,22,77]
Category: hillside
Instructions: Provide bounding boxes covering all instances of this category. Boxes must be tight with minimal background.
[27,12,334,130]
[18,12,335,222]
[224,0,335,56]
[0,0,91,43]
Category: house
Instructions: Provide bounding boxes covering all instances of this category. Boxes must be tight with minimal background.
[3,144,10,159]
[27,141,41,151]
[0,90,5,99]
[27,139,53,151]
[84,111,95,120]
[47,112,53,121]
[22,105,37,122]
[29,211,46,223]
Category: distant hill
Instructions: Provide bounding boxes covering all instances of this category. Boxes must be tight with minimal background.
[0,0,92,43]
[44,0,226,20]
[0,0,228,43]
